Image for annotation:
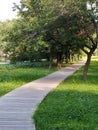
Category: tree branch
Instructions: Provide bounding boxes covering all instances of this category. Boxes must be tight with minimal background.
[84,45,91,50]
[85,31,96,45]
[80,47,88,55]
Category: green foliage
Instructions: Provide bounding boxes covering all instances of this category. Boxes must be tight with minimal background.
[33,56,98,130]
[1,18,48,62]
[0,0,98,70]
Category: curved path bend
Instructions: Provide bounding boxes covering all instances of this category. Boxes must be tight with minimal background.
[0,61,85,130]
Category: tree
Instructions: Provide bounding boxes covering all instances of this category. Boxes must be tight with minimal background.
[61,0,98,80]
[2,0,98,80]
[43,12,83,68]
[1,18,50,63]
[42,0,98,79]
[0,22,8,59]
[13,0,67,65]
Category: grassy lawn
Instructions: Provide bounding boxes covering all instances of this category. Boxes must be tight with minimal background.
[33,57,98,130]
[0,65,56,97]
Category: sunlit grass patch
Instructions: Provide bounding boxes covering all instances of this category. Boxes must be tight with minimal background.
[34,56,98,130]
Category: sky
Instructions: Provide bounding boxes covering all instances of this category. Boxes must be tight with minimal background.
[0,0,20,21]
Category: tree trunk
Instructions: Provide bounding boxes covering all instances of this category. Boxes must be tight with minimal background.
[65,52,69,64]
[57,52,62,69]
[82,53,91,80]
[77,54,80,60]
[65,47,70,64]
[49,55,53,69]
[71,56,74,62]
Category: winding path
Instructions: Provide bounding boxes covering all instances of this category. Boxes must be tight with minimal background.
[0,61,85,130]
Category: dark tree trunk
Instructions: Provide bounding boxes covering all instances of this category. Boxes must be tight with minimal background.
[49,55,53,69]
[77,54,80,60]
[71,56,74,62]
[82,43,97,80]
[57,52,62,69]
[69,53,71,62]
[65,52,69,64]
[82,53,91,80]
[65,47,70,64]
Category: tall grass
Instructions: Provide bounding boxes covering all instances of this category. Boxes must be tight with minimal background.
[34,56,98,130]
[0,65,56,96]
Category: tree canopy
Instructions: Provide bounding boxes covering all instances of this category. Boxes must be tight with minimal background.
[0,0,98,79]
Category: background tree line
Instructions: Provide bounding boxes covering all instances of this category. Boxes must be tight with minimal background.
[0,0,98,80]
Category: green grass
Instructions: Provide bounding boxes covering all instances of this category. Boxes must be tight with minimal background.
[0,65,56,97]
[0,59,81,97]
[33,57,98,130]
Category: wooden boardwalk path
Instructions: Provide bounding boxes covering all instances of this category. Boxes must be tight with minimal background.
[0,61,85,130]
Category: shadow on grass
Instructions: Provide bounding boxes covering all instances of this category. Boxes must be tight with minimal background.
[34,90,98,130]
